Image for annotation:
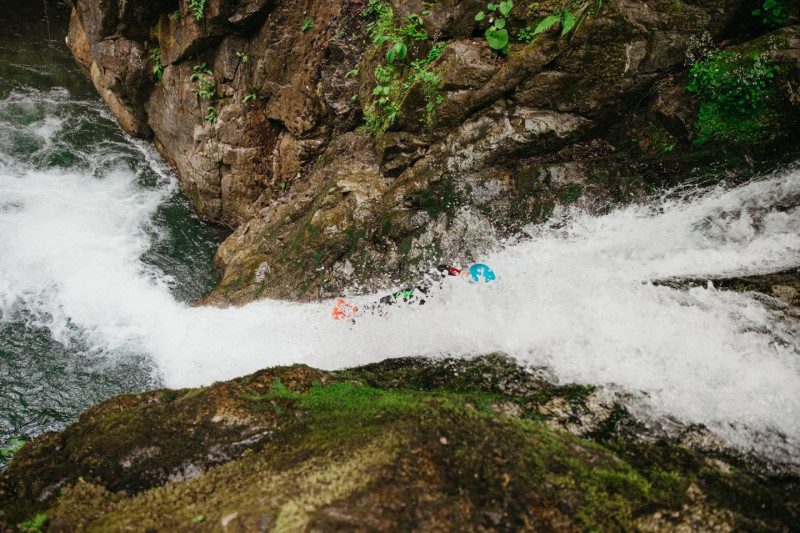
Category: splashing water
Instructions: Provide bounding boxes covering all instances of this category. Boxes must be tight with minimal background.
[2,85,799,466]
[0,86,223,444]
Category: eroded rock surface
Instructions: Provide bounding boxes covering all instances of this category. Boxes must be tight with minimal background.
[65,0,800,304]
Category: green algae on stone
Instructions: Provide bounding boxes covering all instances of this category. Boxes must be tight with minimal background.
[2,358,798,531]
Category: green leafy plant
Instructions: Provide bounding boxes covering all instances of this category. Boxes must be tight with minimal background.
[20,514,47,533]
[149,47,164,81]
[402,41,447,90]
[204,106,218,122]
[386,41,408,64]
[191,63,217,99]
[344,68,360,78]
[360,2,446,135]
[236,52,248,63]
[243,84,258,103]
[301,18,313,32]
[419,70,444,126]
[752,0,793,27]
[400,42,447,126]
[184,0,206,21]
[364,68,401,134]
[1,438,24,462]
[374,16,424,64]
[362,0,386,18]
[686,50,780,143]
[475,0,513,54]
[518,26,536,43]
[533,0,603,38]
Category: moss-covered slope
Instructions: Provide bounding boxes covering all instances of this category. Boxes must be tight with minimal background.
[1,356,798,531]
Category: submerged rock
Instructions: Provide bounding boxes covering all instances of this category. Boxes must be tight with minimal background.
[1,355,798,531]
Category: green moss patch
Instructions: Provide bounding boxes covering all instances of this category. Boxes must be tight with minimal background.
[2,359,798,531]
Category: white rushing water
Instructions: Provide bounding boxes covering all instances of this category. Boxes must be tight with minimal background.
[1,88,799,465]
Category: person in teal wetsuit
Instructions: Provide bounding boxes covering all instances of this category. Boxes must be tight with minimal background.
[379,264,496,306]
[333,263,496,321]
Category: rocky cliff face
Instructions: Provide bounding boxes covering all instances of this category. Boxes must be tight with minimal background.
[2,355,798,531]
[64,0,800,304]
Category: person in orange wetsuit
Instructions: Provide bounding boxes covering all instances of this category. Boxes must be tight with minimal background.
[331,299,358,321]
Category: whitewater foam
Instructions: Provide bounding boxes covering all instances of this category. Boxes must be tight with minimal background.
[1,88,799,465]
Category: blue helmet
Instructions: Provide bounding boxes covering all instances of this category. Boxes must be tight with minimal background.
[469,264,496,283]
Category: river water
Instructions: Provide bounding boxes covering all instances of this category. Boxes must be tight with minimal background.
[0,1,227,463]
[1,2,799,468]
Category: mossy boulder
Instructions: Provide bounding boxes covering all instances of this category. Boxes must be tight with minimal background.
[1,356,798,531]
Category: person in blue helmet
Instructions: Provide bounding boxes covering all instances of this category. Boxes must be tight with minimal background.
[378,264,496,306]
[332,263,496,321]
[440,263,496,284]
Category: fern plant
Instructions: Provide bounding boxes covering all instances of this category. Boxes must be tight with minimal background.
[533,0,603,38]
[533,10,576,36]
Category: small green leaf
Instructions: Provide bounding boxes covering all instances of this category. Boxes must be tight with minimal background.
[501,43,510,55]
[394,42,408,61]
[475,11,486,21]
[192,515,205,523]
[301,18,313,32]
[386,46,396,64]
[485,28,509,50]
[498,0,513,17]
[488,3,496,11]
[494,18,506,29]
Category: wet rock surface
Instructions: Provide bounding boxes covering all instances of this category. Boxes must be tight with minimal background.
[656,267,800,325]
[64,0,800,304]
[1,355,798,531]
